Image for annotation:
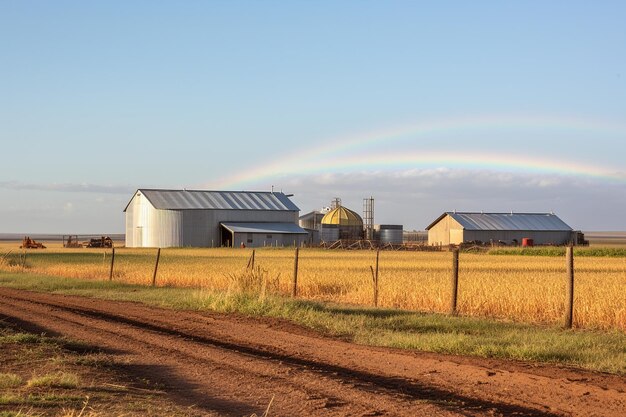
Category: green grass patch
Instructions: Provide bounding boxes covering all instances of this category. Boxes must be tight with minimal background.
[0,332,44,345]
[0,393,84,406]
[0,374,22,389]
[488,247,626,257]
[1,270,625,374]
[27,372,80,389]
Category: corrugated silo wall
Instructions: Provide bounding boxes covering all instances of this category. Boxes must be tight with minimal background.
[320,225,340,242]
[125,194,183,247]
[377,226,403,244]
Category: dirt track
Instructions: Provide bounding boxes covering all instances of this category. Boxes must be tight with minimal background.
[0,288,624,416]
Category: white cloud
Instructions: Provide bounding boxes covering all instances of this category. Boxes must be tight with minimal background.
[269,169,626,230]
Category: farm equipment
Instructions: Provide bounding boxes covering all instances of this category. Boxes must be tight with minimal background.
[576,231,589,246]
[84,236,114,248]
[20,236,46,249]
[63,235,83,248]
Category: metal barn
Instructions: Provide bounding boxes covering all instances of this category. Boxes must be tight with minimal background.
[426,212,575,246]
[124,189,308,248]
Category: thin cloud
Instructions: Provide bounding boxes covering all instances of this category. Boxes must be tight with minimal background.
[0,181,133,194]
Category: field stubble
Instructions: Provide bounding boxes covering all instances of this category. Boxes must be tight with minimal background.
[1,245,625,331]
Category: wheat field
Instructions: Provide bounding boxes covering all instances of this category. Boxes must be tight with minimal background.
[1,244,625,331]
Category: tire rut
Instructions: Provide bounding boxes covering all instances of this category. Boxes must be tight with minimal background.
[1,288,624,417]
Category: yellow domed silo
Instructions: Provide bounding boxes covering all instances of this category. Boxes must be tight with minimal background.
[320,206,364,241]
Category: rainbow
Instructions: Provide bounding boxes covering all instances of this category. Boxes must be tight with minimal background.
[209,114,626,188]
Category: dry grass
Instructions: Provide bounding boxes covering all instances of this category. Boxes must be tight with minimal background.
[1,243,624,331]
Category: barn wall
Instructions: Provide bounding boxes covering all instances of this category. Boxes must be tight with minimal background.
[125,196,136,247]
[181,210,212,247]
[428,215,463,246]
[463,230,574,245]
[125,192,183,247]
[185,209,299,247]
[229,232,307,248]
[450,229,465,245]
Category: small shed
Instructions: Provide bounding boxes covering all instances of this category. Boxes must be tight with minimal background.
[426,212,575,246]
[221,222,308,247]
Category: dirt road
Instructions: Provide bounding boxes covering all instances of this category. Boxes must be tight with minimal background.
[0,288,624,416]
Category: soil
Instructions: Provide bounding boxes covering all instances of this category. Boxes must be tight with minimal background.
[0,329,194,416]
[0,287,624,416]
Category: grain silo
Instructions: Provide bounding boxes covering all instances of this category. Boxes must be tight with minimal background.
[374,224,404,244]
[320,205,364,241]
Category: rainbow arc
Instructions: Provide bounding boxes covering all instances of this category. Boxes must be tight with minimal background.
[209,115,626,188]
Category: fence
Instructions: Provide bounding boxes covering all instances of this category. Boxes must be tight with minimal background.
[2,246,624,331]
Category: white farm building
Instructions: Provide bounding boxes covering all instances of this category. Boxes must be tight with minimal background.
[124,189,308,248]
[426,212,576,246]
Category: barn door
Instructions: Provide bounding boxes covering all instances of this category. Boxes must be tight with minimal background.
[134,227,143,247]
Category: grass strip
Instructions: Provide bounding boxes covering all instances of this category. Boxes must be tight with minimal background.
[1,271,625,375]
[488,247,626,257]
[27,372,80,389]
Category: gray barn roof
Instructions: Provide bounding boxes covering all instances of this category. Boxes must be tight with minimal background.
[124,189,300,212]
[221,222,308,234]
[426,212,573,231]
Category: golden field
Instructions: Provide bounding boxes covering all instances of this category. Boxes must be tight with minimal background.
[1,242,625,331]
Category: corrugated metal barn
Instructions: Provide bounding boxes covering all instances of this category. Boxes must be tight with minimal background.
[426,212,575,246]
[124,189,308,248]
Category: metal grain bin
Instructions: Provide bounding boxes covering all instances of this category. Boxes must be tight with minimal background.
[375,225,403,244]
[320,224,340,242]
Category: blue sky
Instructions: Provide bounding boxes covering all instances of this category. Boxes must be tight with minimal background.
[1,1,625,232]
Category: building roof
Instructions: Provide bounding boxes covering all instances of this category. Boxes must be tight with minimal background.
[321,206,363,226]
[124,189,300,212]
[426,212,573,231]
[220,222,308,234]
[299,210,326,220]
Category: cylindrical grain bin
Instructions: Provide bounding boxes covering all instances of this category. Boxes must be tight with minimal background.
[375,225,404,244]
[320,206,364,241]
[522,238,534,247]
[320,224,340,242]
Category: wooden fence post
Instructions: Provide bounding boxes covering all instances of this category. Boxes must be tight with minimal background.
[450,248,459,315]
[565,246,575,328]
[371,248,380,307]
[109,248,115,281]
[152,248,161,287]
[247,249,256,270]
[292,247,299,297]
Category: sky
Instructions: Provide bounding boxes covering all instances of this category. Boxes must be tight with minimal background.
[1,1,625,233]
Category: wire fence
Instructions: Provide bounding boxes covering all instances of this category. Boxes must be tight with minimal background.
[2,246,625,331]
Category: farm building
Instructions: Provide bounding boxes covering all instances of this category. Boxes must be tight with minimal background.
[124,189,308,248]
[298,209,328,245]
[426,212,576,246]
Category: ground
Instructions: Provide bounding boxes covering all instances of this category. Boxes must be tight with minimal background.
[0,287,625,416]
